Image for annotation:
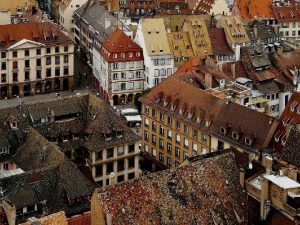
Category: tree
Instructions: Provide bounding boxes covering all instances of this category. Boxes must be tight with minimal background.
[134,88,151,113]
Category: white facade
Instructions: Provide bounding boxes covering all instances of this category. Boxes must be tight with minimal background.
[278,22,300,40]
[134,20,175,88]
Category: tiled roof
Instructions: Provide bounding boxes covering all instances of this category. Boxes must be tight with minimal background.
[221,61,248,79]
[239,0,273,19]
[273,92,300,152]
[94,152,247,225]
[0,22,72,48]
[279,127,300,167]
[167,31,194,58]
[272,5,300,22]
[208,28,234,56]
[245,21,279,41]
[141,76,277,153]
[100,28,144,63]
[20,211,68,225]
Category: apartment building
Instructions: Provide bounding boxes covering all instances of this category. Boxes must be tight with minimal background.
[57,0,88,36]
[93,28,144,105]
[140,76,277,168]
[0,22,74,99]
[134,18,174,88]
[218,16,250,50]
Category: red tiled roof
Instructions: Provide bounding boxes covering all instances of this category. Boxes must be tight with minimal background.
[208,28,234,56]
[100,28,143,63]
[221,61,248,79]
[272,5,300,22]
[141,76,277,153]
[0,22,72,48]
[273,92,300,152]
[239,0,274,19]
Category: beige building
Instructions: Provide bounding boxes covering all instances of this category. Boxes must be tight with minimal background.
[218,16,250,50]
[0,0,35,15]
[0,22,74,99]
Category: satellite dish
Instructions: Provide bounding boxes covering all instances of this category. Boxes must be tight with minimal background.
[248,162,253,170]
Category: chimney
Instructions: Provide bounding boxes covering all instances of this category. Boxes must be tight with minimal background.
[109,172,116,185]
[260,177,270,221]
[2,200,16,225]
[235,44,241,61]
[262,154,273,174]
[253,26,258,37]
[293,66,298,85]
[205,74,212,88]
[105,17,111,29]
[239,168,245,188]
[231,63,236,79]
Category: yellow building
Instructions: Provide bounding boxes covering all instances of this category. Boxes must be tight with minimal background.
[183,17,214,57]
[218,16,250,50]
[140,76,277,167]
[0,0,36,15]
[167,32,194,68]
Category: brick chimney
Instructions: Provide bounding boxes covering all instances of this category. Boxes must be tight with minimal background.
[239,168,245,188]
[109,172,116,185]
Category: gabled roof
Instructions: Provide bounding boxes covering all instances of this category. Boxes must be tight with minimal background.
[208,28,234,56]
[93,152,247,225]
[272,5,300,22]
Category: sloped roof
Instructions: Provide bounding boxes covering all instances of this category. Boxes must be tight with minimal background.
[94,152,247,225]
[239,0,273,19]
[208,28,234,56]
[272,5,300,22]
[20,211,68,225]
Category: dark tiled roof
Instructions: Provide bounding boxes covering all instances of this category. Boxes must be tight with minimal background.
[279,127,300,167]
[141,77,277,153]
[246,21,279,41]
[208,28,234,56]
[94,152,247,225]
[255,81,280,95]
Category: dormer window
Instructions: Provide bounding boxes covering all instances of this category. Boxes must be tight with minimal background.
[179,108,183,115]
[170,104,175,111]
[232,131,239,140]
[117,131,123,138]
[220,127,227,135]
[163,101,168,107]
[196,116,201,124]
[205,121,211,128]
[105,133,112,141]
[187,112,193,120]
[113,54,117,58]
[245,137,253,146]
[10,122,17,129]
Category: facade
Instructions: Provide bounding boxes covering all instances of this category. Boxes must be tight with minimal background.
[57,0,88,36]
[134,18,174,88]
[140,76,277,168]
[91,151,247,225]
[0,22,74,99]
[0,0,36,15]
[92,28,144,105]
[218,16,250,50]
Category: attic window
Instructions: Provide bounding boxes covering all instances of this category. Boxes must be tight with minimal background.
[187,112,193,120]
[156,31,159,34]
[105,133,112,141]
[205,121,211,128]
[148,31,151,34]
[160,49,163,52]
[10,122,17,129]
[232,131,239,140]
[196,116,201,124]
[117,131,123,138]
[220,127,227,135]
[179,108,184,115]
[245,137,253,146]
[170,104,176,111]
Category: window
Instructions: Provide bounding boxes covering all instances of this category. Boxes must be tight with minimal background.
[25,60,30,68]
[13,51,17,58]
[46,56,51,65]
[168,117,172,125]
[25,71,30,80]
[144,118,149,127]
[176,121,180,129]
[64,66,69,75]
[129,52,133,57]
[24,49,29,56]
[36,58,41,67]
[159,112,164,121]
[36,49,41,55]
[152,135,156,144]
[167,130,172,139]
[192,143,198,152]
[64,46,68,52]
[13,72,18,82]
[96,151,103,160]
[136,52,140,57]
[55,56,60,64]
[159,139,164,148]
[46,68,51,77]
[1,52,6,58]
[117,159,125,171]
[1,62,6,70]
[175,147,180,157]
[117,146,124,156]
[152,108,156,117]
[95,164,103,177]
[3,163,8,170]
[217,140,224,150]
[176,134,180,143]
[184,138,189,147]
[106,162,114,174]
[64,55,68,63]
[13,61,18,69]
[121,53,125,58]
[36,70,41,79]
[167,143,172,153]
[144,106,149,114]
[113,54,117,58]
[159,126,164,135]
[167,157,172,167]
[152,121,156,131]
[128,144,135,153]
[193,129,198,138]
[128,172,135,179]
[159,152,164,162]
[144,131,149,140]
[1,74,6,83]
[117,175,125,183]
[202,134,207,142]
[106,148,114,158]
[184,152,189,160]
[128,157,135,168]
[46,47,51,53]
[55,67,60,76]
[184,125,189,134]
[144,144,149,152]
[55,46,59,53]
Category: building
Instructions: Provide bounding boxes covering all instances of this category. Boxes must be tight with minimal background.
[20,211,68,225]
[92,28,144,105]
[217,16,250,50]
[57,0,88,36]
[134,18,174,88]
[237,0,273,20]
[182,17,214,57]
[140,75,277,168]
[74,3,127,63]
[0,0,36,16]
[91,151,247,225]
[0,22,74,99]
[186,0,231,16]
[208,28,235,63]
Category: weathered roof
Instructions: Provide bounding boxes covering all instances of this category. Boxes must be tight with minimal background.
[208,28,234,56]
[94,152,247,225]
[272,4,300,22]
[20,211,68,225]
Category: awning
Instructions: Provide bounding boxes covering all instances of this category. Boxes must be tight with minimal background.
[274,42,281,46]
[268,44,274,47]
